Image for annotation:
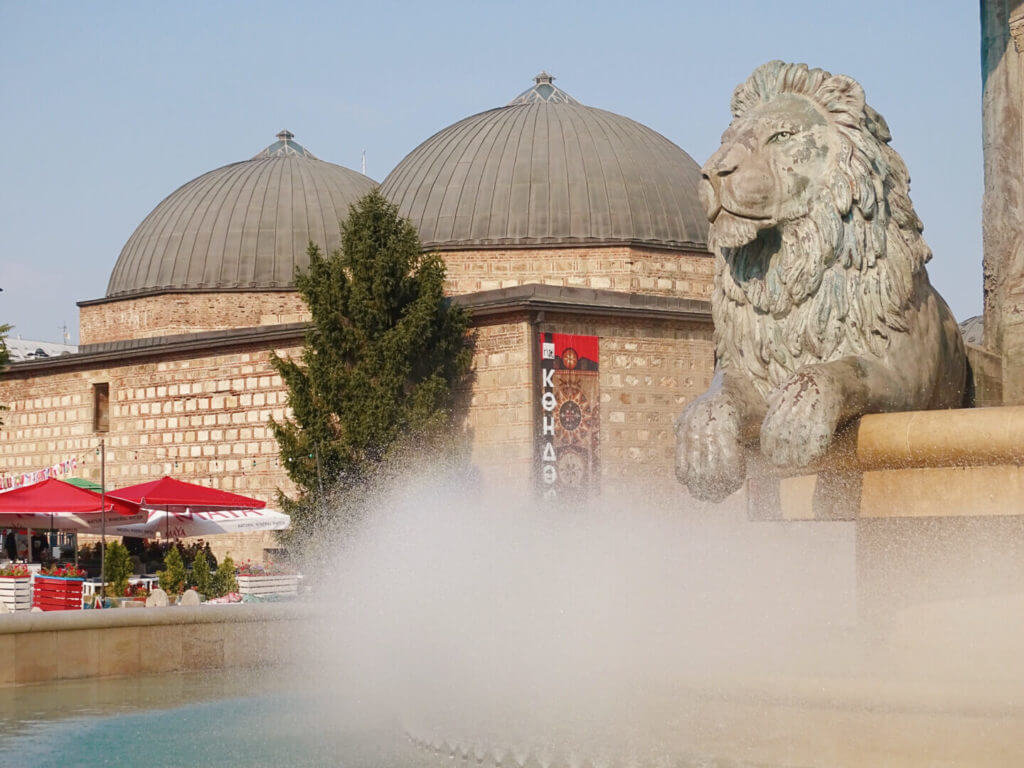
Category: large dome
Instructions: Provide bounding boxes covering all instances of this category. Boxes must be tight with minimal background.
[380,73,708,251]
[106,131,376,299]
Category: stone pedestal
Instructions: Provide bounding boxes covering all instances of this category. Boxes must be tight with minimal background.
[746,406,1024,622]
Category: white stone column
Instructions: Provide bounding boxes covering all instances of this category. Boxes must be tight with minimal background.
[981,0,1024,403]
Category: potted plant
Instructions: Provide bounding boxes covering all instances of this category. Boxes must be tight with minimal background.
[103,541,144,607]
[157,545,188,603]
[210,555,238,599]
[33,563,86,611]
[235,559,299,597]
[0,564,32,612]
[189,547,212,600]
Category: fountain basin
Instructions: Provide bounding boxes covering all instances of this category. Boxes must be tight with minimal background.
[0,602,311,687]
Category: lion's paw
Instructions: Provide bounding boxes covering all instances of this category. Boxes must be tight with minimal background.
[675,394,745,502]
[760,367,844,468]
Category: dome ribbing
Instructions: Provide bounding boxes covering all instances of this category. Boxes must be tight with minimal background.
[379,74,708,251]
[106,132,376,299]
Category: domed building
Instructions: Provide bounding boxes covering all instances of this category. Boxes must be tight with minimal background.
[381,73,712,299]
[79,131,376,345]
[378,75,716,496]
[1,81,717,564]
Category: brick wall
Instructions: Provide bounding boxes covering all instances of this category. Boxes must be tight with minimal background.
[0,346,300,562]
[536,313,715,490]
[461,309,715,495]
[441,245,714,299]
[461,316,534,493]
[79,292,309,345]
[77,246,712,345]
[2,305,714,558]
[0,319,544,558]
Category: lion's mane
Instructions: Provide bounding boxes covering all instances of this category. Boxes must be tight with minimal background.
[712,61,932,398]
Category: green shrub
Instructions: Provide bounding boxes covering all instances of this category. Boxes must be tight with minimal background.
[190,548,212,596]
[157,545,187,595]
[103,541,133,597]
[210,555,238,598]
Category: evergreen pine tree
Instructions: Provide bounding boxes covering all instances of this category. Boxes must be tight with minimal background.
[191,548,212,596]
[271,191,471,544]
[103,540,133,597]
[157,545,187,595]
[211,555,238,597]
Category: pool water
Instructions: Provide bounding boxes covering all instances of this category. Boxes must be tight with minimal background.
[0,669,417,768]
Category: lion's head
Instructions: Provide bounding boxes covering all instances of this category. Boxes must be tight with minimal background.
[702,61,933,393]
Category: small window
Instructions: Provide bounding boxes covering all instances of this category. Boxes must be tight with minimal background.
[93,383,109,432]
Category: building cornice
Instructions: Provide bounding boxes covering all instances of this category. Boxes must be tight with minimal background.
[455,284,712,323]
[425,238,711,254]
[77,286,300,307]
[3,324,308,376]
[6,285,711,376]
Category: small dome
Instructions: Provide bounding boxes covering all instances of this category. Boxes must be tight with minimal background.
[106,131,376,299]
[380,74,708,251]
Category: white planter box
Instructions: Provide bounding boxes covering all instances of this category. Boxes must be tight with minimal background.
[0,577,32,612]
[236,574,299,596]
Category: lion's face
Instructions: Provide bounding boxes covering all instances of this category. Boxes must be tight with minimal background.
[700,94,835,249]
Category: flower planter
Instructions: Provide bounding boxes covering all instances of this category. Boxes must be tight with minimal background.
[236,574,299,596]
[33,575,85,611]
[0,576,32,612]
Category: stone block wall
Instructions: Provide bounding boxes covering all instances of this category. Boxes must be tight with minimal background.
[0,317,550,557]
[0,345,300,562]
[79,292,309,345]
[76,247,713,347]
[0,604,309,688]
[461,315,534,492]
[538,313,715,489]
[2,294,714,556]
[441,245,714,300]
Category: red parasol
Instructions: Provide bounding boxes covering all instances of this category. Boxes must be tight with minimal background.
[0,478,140,520]
[0,479,143,560]
[108,476,267,541]
[109,476,267,512]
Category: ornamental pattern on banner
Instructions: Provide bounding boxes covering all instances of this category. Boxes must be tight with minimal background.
[537,332,600,500]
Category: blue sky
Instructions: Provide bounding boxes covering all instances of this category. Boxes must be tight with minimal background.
[0,0,982,343]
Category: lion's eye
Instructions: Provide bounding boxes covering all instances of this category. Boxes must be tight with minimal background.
[768,131,794,144]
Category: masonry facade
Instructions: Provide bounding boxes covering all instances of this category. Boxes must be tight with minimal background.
[1,74,718,562]
[0,285,714,561]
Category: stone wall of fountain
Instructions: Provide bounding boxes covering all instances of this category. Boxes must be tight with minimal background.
[0,603,310,688]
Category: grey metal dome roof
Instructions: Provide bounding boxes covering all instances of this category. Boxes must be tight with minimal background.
[379,74,708,251]
[106,131,376,299]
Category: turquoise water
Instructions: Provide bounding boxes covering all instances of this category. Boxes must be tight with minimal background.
[0,669,415,768]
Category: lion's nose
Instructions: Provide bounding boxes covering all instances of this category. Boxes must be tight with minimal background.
[702,142,746,186]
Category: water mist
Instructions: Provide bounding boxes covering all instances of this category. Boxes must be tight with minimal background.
[292,467,1024,768]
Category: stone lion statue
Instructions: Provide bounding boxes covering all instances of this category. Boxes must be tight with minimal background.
[676,61,969,501]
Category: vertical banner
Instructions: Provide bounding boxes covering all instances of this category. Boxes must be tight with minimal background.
[537,332,600,500]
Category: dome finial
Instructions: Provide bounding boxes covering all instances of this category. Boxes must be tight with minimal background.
[508,72,579,106]
[253,130,316,159]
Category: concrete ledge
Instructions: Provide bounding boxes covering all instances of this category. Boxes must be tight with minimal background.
[857,405,1024,469]
[748,405,1024,521]
[0,602,312,635]
[0,603,311,688]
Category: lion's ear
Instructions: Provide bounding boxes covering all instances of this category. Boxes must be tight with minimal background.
[816,74,866,126]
